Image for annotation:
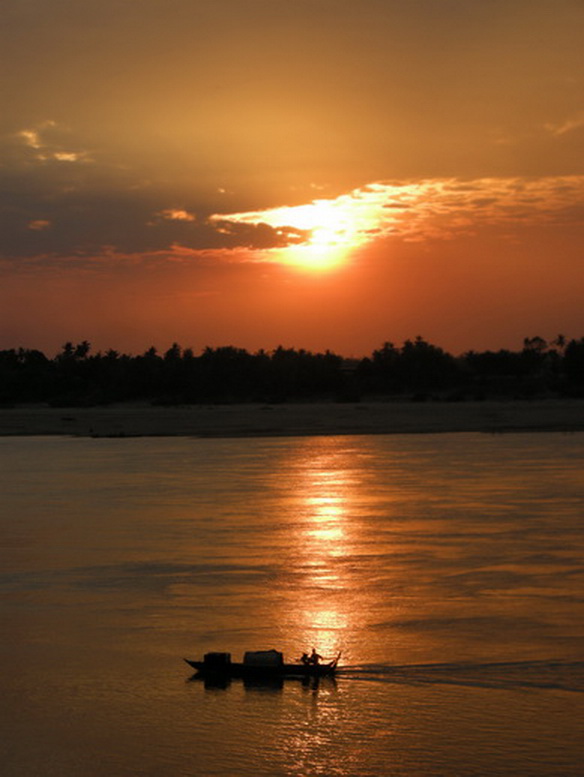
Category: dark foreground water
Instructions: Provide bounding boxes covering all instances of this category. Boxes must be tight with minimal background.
[1,432,583,776]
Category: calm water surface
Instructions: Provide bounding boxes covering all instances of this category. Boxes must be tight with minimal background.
[1,432,583,776]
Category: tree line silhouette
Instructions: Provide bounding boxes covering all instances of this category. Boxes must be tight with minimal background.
[0,335,583,407]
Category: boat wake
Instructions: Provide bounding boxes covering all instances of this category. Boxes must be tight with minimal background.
[337,660,584,693]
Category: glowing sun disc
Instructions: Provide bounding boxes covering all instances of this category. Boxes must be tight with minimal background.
[211,187,389,270]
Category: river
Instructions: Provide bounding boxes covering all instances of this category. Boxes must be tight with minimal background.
[1,432,583,776]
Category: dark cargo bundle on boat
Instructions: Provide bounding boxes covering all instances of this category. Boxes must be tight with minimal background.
[203,652,232,669]
[243,650,283,667]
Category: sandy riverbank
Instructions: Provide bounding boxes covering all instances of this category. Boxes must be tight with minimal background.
[0,399,583,439]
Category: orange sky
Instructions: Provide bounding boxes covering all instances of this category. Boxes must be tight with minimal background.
[1,0,583,356]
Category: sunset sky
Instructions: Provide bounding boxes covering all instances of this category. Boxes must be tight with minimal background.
[1,0,583,357]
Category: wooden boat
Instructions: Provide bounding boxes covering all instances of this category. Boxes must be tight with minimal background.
[184,649,340,679]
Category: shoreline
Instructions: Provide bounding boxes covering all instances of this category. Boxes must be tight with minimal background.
[0,399,583,439]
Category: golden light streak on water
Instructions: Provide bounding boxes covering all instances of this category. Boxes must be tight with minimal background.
[286,439,364,657]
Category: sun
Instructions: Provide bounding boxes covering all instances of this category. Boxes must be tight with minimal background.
[280,241,350,271]
[211,185,392,271]
[273,200,353,270]
[224,198,354,270]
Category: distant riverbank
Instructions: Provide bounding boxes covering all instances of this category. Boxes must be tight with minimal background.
[0,399,583,439]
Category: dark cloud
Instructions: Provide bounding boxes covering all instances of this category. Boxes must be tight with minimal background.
[0,124,311,261]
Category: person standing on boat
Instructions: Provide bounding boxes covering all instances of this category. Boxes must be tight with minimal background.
[299,648,323,665]
[309,648,322,665]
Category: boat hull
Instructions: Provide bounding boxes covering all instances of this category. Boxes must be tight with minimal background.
[184,658,337,679]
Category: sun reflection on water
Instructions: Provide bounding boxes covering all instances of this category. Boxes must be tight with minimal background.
[304,497,346,544]
[285,439,363,659]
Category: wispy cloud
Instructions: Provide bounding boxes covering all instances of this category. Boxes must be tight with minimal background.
[156,209,196,222]
[545,110,584,137]
[211,176,584,251]
[15,120,93,163]
[27,219,51,231]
